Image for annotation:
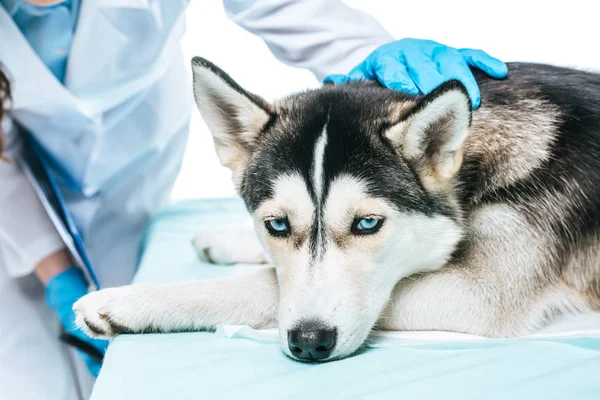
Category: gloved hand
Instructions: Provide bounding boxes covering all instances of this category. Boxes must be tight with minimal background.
[324,38,507,109]
[45,267,109,377]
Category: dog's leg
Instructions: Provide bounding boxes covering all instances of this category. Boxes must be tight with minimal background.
[376,263,548,337]
[378,265,591,337]
[192,224,269,265]
[377,267,509,336]
[377,205,592,337]
[73,267,279,339]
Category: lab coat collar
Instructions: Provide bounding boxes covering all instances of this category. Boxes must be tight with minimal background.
[0,7,90,118]
[66,0,156,89]
[0,0,155,111]
[0,0,153,117]
[64,0,130,93]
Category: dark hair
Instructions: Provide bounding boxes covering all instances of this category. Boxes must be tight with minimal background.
[0,65,11,160]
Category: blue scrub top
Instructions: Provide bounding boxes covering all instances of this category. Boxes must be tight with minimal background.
[0,0,80,82]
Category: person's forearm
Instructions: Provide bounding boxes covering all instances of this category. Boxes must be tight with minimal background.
[35,248,73,286]
[224,0,393,79]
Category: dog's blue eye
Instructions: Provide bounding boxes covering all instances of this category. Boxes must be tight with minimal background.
[358,218,378,230]
[265,218,290,237]
[269,219,287,231]
[352,217,384,235]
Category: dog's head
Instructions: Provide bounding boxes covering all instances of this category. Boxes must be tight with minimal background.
[191,58,468,361]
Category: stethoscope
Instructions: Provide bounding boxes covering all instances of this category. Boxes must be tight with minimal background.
[17,132,103,362]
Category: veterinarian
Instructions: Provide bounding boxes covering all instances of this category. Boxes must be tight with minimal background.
[0,0,506,398]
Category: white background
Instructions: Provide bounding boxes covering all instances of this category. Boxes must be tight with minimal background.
[171,0,598,201]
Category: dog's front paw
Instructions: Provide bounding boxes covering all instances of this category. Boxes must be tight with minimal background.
[73,285,155,339]
[192,227,269,265]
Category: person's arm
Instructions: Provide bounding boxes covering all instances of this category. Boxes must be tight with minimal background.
[0,121,108,376]
[223,0,393,80]
[0,122,67,279]
[35,248,72,284]
[0,70,75,283]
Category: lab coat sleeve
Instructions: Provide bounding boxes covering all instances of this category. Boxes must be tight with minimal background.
[223,0,394,80]
[0,119,65,278]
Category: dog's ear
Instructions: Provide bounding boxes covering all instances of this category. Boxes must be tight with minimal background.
[385,81,472,192]
[191,57,272,183]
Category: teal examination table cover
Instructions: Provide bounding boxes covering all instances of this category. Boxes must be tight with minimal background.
[91,199,600,399]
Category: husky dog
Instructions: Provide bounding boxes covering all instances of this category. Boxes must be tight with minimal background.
[74,58,600,362]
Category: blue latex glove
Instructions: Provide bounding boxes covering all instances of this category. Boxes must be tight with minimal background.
[324,38,507,109]
[46,267,109,377]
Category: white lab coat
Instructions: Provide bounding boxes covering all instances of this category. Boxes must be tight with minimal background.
[0,0,392,398]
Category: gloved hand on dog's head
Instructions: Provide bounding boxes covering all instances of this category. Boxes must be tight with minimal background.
[324,38,507,109]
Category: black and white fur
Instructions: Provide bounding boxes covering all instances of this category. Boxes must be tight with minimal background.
[74,58,600,362]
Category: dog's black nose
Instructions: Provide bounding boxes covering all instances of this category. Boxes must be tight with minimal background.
[287,321,337,361]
